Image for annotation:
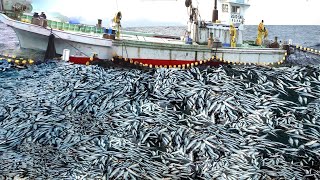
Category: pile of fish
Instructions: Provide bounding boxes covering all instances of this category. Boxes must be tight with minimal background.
[0,60,320,179]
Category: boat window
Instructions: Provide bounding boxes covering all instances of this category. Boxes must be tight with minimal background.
[232,6,240,14]
[222,4,228,12]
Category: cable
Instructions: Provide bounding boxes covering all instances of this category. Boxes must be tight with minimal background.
[123,41,128,58]
[120,40,128,58]
[44,27,91,58]
[116,0,119,11]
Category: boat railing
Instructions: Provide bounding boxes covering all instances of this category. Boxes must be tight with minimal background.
[229,0,249,4]
[20,14,105,34]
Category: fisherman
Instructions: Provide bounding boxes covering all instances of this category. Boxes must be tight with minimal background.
[40,12,47,19]
[185,31,192,44]
[229,24,237,47]
[112,11,122,39]
[40,12,47,27]
[255,20,265,46]
[269,36,279,48]
[32,12,39,18]
[31,12,40,25]
[264,27,268,39]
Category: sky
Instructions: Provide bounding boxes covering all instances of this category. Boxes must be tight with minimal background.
[31,0,320,26]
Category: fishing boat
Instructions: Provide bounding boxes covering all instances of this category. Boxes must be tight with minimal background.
[111,0,287,67]
[0,0,287,67]
[0,0,113,63]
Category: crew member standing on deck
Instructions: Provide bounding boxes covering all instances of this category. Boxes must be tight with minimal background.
[230,24,237,47]
[264,27,268,39]
[256,20,265,46]
[112,11,122,39]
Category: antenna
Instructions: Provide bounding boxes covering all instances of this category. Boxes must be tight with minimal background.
[116,0,119,11]
[212,0,218,23]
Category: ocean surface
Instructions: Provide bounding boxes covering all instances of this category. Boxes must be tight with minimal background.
[1,22,320,179]
[126,25,320,47]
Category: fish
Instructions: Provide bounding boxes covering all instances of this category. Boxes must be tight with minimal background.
[1,61,320,179]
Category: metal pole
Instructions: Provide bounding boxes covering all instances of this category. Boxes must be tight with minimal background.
[0,0,4,12]
[212,0,218,23]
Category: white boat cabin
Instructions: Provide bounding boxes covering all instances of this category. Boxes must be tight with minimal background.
[218,0,250,27]
[190,0,250,47]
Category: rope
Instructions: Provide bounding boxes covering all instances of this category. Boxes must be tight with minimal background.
[123,41,129,58]
[112,55,214,69]
[116,0,119,11]
[213,44,218,59]
[44,27,91,58]
[120,39,128,59]
[195,0,201,21]
[292,44,320,56]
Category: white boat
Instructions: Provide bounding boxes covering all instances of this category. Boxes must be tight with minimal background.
[0,0,287,67]
[111,0,287,66]
[0,0,112,62]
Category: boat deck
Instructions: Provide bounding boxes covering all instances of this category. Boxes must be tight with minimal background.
[121,34,186,45]
[0,13,287,65]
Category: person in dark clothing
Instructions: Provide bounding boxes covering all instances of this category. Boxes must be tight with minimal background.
[33,12,39,18]
[269,36,279,48]
[40,12,47,19]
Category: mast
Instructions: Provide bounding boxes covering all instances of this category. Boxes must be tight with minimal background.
[212,0,218,23]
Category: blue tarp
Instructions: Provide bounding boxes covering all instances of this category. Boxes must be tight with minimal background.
[69,18,81,24]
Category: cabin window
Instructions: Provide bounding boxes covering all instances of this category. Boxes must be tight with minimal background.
[232,6,240,14]
[222,4,228,12]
